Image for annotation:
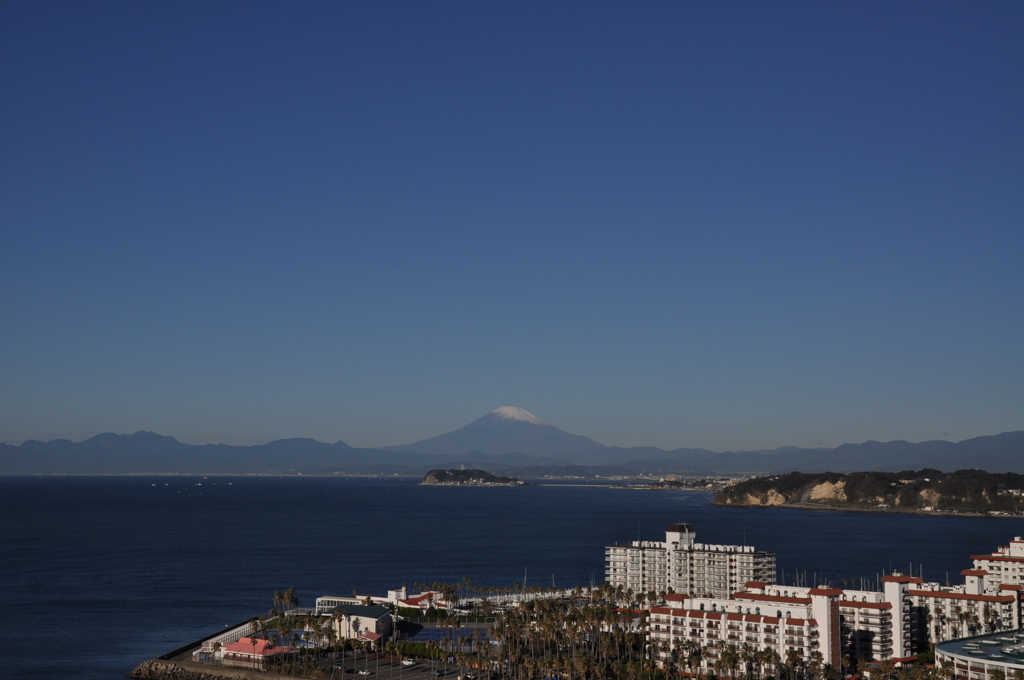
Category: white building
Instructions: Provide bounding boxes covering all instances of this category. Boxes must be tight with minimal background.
[319,603,393,640]
[606,523,776,598]
[316,586,416,614]
[649,584,843,674]
[909,571,1022,645]
[643,536,1024,669]
[649,577,917,670]
[972,537,1024,587]
[936,631,1024,680]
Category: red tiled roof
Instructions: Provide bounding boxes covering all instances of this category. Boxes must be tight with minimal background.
[908,590,1015,603]
[223,637,291,657]
[961,569,988,576]
[745,581,768,589]
[972,555,1024,563]
[808,587,844,596]
[359,632,382,641]
[999,584,1024,592]
[399,592,445,608]
[734,592,812,605]
[840,601,891,610]
[881,575,920,584]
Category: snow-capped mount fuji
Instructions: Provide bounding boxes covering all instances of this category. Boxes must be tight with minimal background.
[381,406,607,460]
[490,405,546,425]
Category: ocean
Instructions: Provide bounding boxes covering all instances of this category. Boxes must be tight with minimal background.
[3,476,1022,679]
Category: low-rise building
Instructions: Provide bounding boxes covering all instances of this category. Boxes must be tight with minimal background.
[936,630,1024,680]
[322,603,393,640]
[220,637,292,670]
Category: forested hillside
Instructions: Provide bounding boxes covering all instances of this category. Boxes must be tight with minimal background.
[715,469,1024,514]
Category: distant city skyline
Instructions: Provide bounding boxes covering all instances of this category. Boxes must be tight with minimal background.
[2,3,1021,453]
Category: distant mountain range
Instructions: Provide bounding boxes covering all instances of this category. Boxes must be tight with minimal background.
[2,406,1022,476]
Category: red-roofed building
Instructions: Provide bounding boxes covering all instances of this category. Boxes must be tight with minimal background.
[642,536,1024,671]
[221,637,293,670]
[971,536,1024,587]
[648,586,842,673]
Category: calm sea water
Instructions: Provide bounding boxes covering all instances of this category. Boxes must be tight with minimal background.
[3,476,1023,679]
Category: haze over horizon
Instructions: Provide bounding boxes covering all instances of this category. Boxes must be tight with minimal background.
[2,3,1022,453]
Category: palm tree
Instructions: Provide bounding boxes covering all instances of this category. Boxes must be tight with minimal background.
[807,652,823,680]
[762,648,780,680]
[951,606,963,638]
[250,634,260,670]
[721,646,739,680]
[785,649,801,680]
[739,644,755,680]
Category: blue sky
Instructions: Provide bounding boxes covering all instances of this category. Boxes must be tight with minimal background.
[2,2,1022,451]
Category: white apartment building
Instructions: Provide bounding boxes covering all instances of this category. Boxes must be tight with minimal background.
[971,537,1024,587]
[649,577,914,670]
[649,584,844,674]
[643,536,1024,669]
[909,571,1022,645]
[606,523,776,598]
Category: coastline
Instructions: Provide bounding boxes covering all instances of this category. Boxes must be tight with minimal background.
[712,500,1019,519]
[129,658,298,680]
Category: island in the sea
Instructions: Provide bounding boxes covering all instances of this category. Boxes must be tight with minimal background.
[421,468,527,486]
[714,468,1024,515]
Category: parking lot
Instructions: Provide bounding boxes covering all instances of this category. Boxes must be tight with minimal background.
[325,653,484,680]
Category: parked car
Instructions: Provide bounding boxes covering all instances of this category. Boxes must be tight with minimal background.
[401,659,417,666]
[358,671,373,676]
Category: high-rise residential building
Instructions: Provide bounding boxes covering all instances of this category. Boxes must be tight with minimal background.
[971,536,1024,586]
[605,523,777,598]
[642,536,1024,671]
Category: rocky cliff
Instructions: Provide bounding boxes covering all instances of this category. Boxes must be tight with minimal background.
[714,469,1024,514]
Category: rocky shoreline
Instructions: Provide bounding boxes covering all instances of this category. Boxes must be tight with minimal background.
[713,499,1005,518]
[128,659,297,680]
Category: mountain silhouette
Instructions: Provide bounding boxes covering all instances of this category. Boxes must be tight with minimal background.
[2,411,1023,475]
[381,406,606,459]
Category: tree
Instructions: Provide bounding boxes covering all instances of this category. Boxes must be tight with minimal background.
[250,630,260,670]
[808,652,823,680]
[785,649,801,680]
[721,646,739,680]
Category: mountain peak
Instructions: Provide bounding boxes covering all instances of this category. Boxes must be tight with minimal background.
[382,406,605,458]
[490,406,545,425]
